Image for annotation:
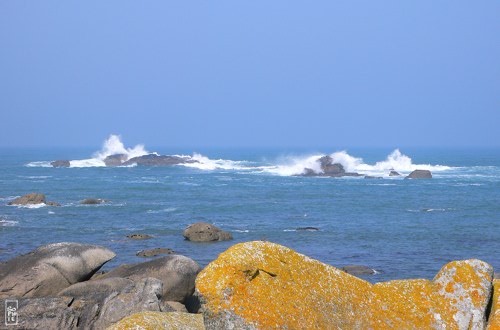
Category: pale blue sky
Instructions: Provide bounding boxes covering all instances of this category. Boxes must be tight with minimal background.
[1,1,499,148]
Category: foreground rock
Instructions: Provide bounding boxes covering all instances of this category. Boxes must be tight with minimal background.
[136,248,175,257]
[487,279,500,329]
[342,264,376,276]
[196,241,493,329]
[15,297,80,329]
[51,160,71,167]
[183,222,233,242]
[96,255,201,303]
[0,242,115,299]
[7,192,60,206]
[301,155,361,177]
[107,311,205,330]
[406,169,432,179]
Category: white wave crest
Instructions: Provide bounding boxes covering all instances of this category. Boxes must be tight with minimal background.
[26,161,52,168]
[179,153,253,171]
[0,219,18,226]
[13,203,46,209]
[93,134,149,161]
[264,149,451,177]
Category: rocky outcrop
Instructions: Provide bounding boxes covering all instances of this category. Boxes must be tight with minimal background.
[136,248,175,257]
[342,264,377,276]
[106,311,205,330]
[104,154,128,166]
[96,255,201,303]
[0,242,115,299]
[7,193,59,206]
[406,169,432,179]
[301,155,361,177]
[183,222,233,242]
[122,154,197,167]
[80,198,107,205]
[51,160,71,167]
[389,170,401,176]
[196,241,494,329]
[15,297,80,329]
[364,175,382,179]
[487,279,500,329]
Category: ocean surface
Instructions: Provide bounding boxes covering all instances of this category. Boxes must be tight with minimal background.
[1,138,499,282]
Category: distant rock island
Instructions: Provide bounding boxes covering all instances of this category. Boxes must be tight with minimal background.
[300,156,362,177]
[51,153,199,167]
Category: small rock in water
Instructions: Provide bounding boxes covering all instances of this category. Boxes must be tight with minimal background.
[183,222,233,242]
[342,265,377,275]
[389,170,401,176]
[296,227,319,231]
[405,169,432,179]
[136,248,175,257]
[8,193,60,206]
[50,160,70,167]
[127,234,153,240]
[364,175,383,179]
[80,198,107,205]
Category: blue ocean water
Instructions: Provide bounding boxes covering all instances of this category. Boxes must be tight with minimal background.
[0,143,499,282]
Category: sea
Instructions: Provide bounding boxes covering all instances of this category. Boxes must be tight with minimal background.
[1,136,499,282]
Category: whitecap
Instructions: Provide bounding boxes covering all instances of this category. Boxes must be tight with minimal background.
[14,203,46,209]
[0,219,18,226]
[25,161,52,168]
[146,207,177,214]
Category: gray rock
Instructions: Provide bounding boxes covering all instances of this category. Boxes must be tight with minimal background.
[15,297,80,329]
[127,234,153,240]
[136,248,175,257]
[405,169,432,179]
[104,154,128,166]
[296,227,319,231]
[300,155,361,177]
[341,265,377,276]
[122,154,197,167]
[389,170,401,176]
[80,198,107,205]
[51,160,71,167]
[166,301,188,313]
[96,255,201,303]
[59,277,171,329]
[0,242,116,299]
[364,175,383,179]
[183,222,233,242]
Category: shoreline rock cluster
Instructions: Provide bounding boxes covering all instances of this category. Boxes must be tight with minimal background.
[0,241,498,329]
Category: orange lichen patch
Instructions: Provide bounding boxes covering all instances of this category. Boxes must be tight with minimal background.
[487,280,500,330]
[105,311,205,330]
[196,241,494,330]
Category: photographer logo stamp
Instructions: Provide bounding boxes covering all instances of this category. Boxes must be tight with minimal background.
[5,300,18,326]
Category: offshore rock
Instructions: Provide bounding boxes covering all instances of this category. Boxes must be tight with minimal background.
[183,222,233,242]
[136,248,175,257]
[7,192,60,206]
[0,242,116,298]
[196,241,493,330]
[51,160,71,167]
[103,154,128,166]
[342,264,377,276]
[106,311,205,330]
[487,279,500,329]
[301,155,361,177]
[389,170,401,176]
[81,198,107,205]
[122,154,196,166]
[96,255,201,303]
[126,233,153,240]
[406,169,433,179]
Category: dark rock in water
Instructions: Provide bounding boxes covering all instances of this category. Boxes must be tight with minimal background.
[136,248,175,257]
[389,170,401,176]
[296,227,319,231]
[364,175,383,179]
[183,222,233,242]
[122,154,197,167]
[127,234,153,240]
[341,265,377,276]
[405,169,432,179]
[0,242,116,298]
[300,155,361,177]
[8,193,59,206]
[58,277,172,329]
[80,198,107,205]
[104,154,128,166]
[95,255,202,303]
[51,160,70,167]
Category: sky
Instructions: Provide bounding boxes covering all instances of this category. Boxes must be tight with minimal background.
[0,1,499,148]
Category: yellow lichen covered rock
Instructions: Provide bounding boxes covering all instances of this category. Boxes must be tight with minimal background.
[487,280,500,330]
[106,311,205,330]
[195,241,494,330]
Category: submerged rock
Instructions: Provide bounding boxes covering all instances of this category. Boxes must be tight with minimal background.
[106,311,205,330]
[80,198,107,205]
[126,234,153,240]
[406,169,432,179]
[196,241,493,329]
[7,193,60,206]
[51,160,70,167]
[183,222,233,242]
[296,227,319,231]
[96,255,201,303]
[0,242,116,298]
[136,248,175,257]
[364,175,383,179]
[342,265,377,276]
